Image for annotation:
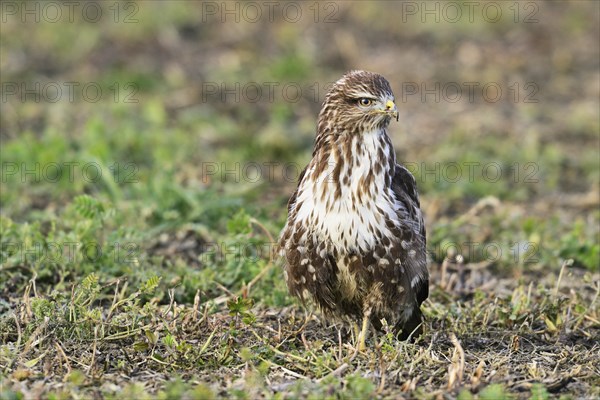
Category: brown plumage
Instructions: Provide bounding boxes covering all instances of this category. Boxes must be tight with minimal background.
[279,71,428,348]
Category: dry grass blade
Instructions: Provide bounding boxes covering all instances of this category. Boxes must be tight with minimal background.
[447,333,465,390]
[243,218,277,297]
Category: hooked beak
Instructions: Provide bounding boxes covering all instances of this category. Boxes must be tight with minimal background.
[384,99,399,121]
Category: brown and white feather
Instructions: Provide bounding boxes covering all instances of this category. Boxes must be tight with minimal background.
[279,70,428,339]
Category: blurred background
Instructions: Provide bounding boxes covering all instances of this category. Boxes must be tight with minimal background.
[1,1,598,314]
[1,1,599,398]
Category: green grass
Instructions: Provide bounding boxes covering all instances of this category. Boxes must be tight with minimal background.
[1,1,599,399]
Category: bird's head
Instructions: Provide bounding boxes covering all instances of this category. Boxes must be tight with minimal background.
[319,70,398,135]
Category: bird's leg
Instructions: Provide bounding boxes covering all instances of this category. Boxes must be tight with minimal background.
[357,308,372,351]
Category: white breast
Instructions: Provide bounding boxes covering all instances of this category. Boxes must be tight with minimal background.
[293,130,401,253]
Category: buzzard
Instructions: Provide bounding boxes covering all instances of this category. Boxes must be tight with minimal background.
[279,70,428,349]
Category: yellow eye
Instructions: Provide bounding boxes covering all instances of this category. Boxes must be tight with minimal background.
[358,98,372,107]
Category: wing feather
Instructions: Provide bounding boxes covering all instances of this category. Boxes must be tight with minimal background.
[392,164,429,306]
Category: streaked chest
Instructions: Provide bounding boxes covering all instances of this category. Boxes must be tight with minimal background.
[292,131,401,252]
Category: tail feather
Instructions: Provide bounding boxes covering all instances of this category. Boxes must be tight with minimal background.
[395,308,423,341]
